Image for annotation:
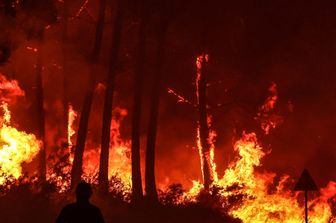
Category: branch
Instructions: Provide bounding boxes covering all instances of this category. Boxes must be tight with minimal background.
[73,0,89,18]
[167,88,196,107]
[69,0,95,23]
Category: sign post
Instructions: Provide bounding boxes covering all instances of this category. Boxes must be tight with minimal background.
[294,169,318,223]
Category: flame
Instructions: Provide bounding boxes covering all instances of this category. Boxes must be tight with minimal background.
[256,82,283,135]
[0,74,25,103]
[67,104,77,149]
[0,102,40,185]
[183,80,336,222]
[48,106,131,192]
[185,131,335,222]
[46,104,78,192]
[195,54,218,186]
[82,108,131,189]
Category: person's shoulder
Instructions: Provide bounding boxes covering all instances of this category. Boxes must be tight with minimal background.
[62,203,77,210]
[88,203,102,212]
[88,203,100,209]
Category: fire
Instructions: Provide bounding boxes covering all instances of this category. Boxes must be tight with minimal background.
[83,108,131,189]
[46,104,78,192]
[0,102,40,185]
[218,132,333,222]
[0,74,25,102]
[61,107,131,190]
[196,54,218,187]
[182,78,336,222]
[256,82,283,135]
[184,131,335,222]
[67,104,77,149]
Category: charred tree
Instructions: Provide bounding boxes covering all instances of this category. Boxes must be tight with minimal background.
[20,0,57,183]
[98,0,125,194]
[145,19,168,204]
[62,0,70,145]
[196,54,216,190]
[36,29,46,183]
[130,5,148,204]
[71,0,106,189]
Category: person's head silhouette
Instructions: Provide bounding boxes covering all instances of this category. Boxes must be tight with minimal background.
[75,181,93,203]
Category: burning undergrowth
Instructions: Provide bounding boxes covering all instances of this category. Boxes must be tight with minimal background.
[0,71,335,223]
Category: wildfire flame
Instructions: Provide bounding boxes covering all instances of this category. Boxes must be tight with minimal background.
[82,108,131,189]
[0,102,40,185]
[67,104,77,149]
[256,82,283,135]
[196,54,218,186]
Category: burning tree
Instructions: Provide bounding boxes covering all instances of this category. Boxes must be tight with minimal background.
[195,54,217,190]
[168,54,218,191]
[70,0,107,189]
[99,0,125,194]
[20,0,57,183]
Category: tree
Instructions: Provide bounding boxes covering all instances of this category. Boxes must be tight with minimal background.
[71,0,107,189]
[130,1,149,204]
[98,0,125,194]
[145,13,168,204]
[196,54,217,190]
[21,0,57,183]
[61,0,70,144]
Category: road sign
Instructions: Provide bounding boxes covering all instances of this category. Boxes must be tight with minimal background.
[294,169,318,223]
[294,169,318,191]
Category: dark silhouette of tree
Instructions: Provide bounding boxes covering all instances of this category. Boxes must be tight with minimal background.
[145,12,169,204]
[71,0,107,189]
[0,43,11,65]
[144,0,185,203]
[196,54,216,190]
[0,0,16,17]
[61,0,70,144]
[130,1,149,204]
[21,0,57,183]
[35,30,47,182]
[98,0,125,194]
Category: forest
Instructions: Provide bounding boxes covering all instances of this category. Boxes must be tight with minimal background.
[1,0,336,222]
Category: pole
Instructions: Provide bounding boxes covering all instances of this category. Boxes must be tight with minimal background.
[304,190,308,223]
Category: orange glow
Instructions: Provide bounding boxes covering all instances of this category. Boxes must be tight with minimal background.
[82,108,131,191]
[67,104,77,149]
[256,82,282,135]
[0,102,40,185]
[195,54,217,185]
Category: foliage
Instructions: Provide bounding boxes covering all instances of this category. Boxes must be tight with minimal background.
[159,183,184,205]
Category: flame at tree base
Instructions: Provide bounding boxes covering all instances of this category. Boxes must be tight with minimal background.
[183,132,336,223]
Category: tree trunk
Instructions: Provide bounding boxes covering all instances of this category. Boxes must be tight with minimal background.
[98,0,124,194]
[196,54,215,190]
[71,0,106,189]
[145,23,167,203]
[36,29,46,183]
[131,9,148,204]
[62,0,69,145]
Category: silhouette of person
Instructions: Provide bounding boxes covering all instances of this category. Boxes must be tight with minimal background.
[56,182,105,223]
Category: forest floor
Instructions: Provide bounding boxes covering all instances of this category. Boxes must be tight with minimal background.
[0,183,241,223]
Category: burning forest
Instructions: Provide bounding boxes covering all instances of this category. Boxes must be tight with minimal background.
[1,0,336,222]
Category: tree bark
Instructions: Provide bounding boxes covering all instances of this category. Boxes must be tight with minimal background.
[36,29,46,183]
[71,0,106,189]
[62,0,69,145]
[145,23,167,203]
[131,8,148,204]
[98,0,124,194]
[196,54,214,190]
